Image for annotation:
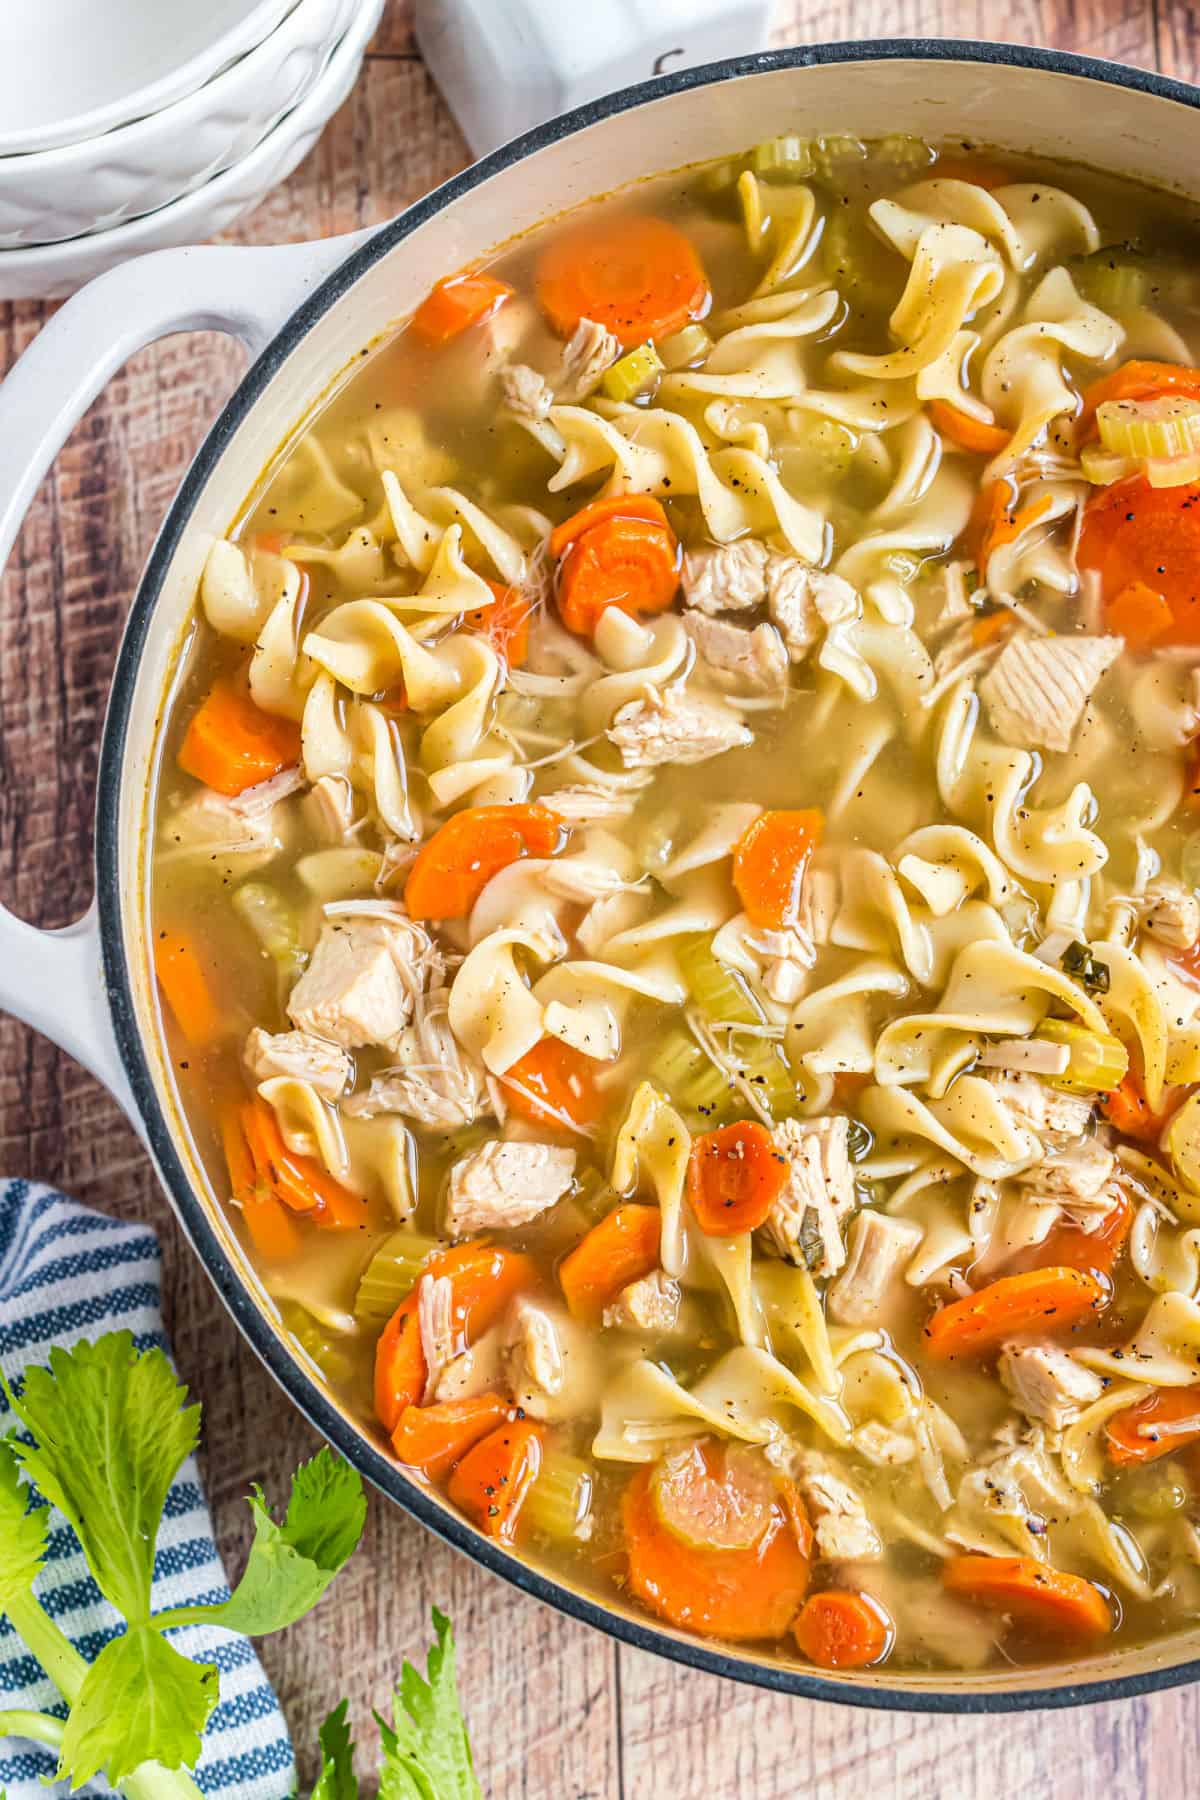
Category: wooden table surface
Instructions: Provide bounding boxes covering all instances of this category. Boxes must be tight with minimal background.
[3,2,1200,1793]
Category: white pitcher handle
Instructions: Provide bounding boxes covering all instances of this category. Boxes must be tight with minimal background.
[0,234,363,1122]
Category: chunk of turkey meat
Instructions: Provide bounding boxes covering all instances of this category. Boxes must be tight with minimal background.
[787,1448,883,1562]
[444,1140,575,1237]
[985,1071,1094,1144]
[287,915,440,1052]
[683,611,789,698]
[765,557,853,663]
[557,316,621,400]
[999,1341,1105,1431]
[164,766,302,867]
[602,1269,682,1334]
[978,632,1123,753]
[680,539,770,615]
[503,1295,600,1422]
[760,1116,857,1277]
[344,993,493,1131]
[244,1027,352,1101]
[607,683,752,769]
[431,1326,505,1404]
[1015,1137,1115,1205]
[1139,876,1200,951]
[536,783,642,825]
[303,774,360,845]
[828,1210,924,1327]
[977,1037,1071,1078]
[500,361,553,422]
[417,1273,457,1404]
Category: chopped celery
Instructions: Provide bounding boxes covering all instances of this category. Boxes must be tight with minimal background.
[355,1228,441,1326]
[659,323,713,369]
[232,881,306,984]
[1098,396,1200,460]
[823,204,906,315]
[525,1448,595,1542]
[602,342,664,403]
[752,134,815,182]
[730,1035,799,1121]
[1080,443,1134,486]
[1081,436,1200,491]
[573,1165,617,1220]
[1035,1018,1129,1094]
[875,133,936,176]
[811,134,869,180]
[1069,249,1150,313]
[279,1299,359,1388]
[649,1026,736,1123]
[676,934,763,1026]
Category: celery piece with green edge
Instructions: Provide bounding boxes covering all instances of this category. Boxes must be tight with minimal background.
[525,1449,595,1543]
[231,880,306,986]
[676,934,763,1026]
[751,134,815,181]
[376,1609,482,1800]
[0,1331,366,1797]
[601,341,664,403]
[649,1025,736,1123]
[355,1229,442,1326]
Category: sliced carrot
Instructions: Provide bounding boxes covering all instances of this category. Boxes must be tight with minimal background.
[548,495,673,562]
[966,479,1053,575]
[928,400,1010,455]
[240,1098,369,1230]
[1078,476,1200,646]
[686,1119,788,1238]
[392,1393,513,1481]
[942,1553,1112,1639]
[559,1204,661,1323]
[535,214,709,347]
[404,803,563,920]
[411,270,513,347]
[1106,579,1175,652]
[923,1266,1106,1359]
[622,1439,812,1641]
[447,1417,544,1542]
[463,579,532,666]
[155,928,223,1047]
[793,1590,892,1669]
[556,512,679,638]
[1078,359,1200,437]
[220,1104,300,1261]
[1101,1072,1177,1142]
[931,156,1019,190]
[970,609,1014,649]
[501,1037,605,1133]
[177,678,300,797]
[732,808,824,931]
[1012,1191,1133,1283]
[374,1243,536,1433]
[1106,1384,1200,1465]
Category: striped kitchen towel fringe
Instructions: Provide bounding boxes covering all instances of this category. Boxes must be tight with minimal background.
[0,1176,296,1800]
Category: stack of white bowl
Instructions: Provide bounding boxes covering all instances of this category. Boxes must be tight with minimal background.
[0,0,384,300]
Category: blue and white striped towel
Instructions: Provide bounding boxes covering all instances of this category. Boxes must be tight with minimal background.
[0,1177,296,1800]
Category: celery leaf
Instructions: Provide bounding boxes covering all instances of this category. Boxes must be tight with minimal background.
[376,1611,481,1800]
[311,1699,359,1800]
[0,1440,46,1612]
[58,1625,217,1788]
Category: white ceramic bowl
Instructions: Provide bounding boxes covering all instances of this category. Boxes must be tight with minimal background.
[0,0,384,301]
[0,0,364,248]
[0,0,298,157]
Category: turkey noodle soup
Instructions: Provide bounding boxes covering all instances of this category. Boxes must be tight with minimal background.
[153,134,1200,1674]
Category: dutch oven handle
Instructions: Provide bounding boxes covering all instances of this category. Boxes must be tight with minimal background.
[0,234,364,1124]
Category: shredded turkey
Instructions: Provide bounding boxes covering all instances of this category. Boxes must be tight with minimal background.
[796,864,838,949]
[607,683,752,769]
[537,783,642,825]
[287,915,441,1052]
[444,1140,575,1237]
[978,1037,1070,1078]
[978,631,1123,753]
[557,315,621,400]
[932,558,978,631]
[1139,876,1200,951]
[417,1274,456,1404]
[828,1210,923,1326]
[432,1328,504,1404]
[999,1341,1105,1431]
[503,1296,599,1421]
[764,556,849,662]
[788,1448,883,1562]
[683,610,789,697]
[1016,1137,1115,1204]
[244,1027,352,1101]
[500,361,553,422]
[163,767,303,866]
[680,539,770,615]
[986,1071,1094,1143]
[602,1269,682,1334]
[303,774,359,845]
[743,922,815,1005]
[760,1116,857,1277]
[343,992,492,1131]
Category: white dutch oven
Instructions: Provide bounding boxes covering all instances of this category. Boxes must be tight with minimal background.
[2,42,1199,1708]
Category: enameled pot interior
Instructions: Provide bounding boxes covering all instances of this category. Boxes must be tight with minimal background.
[100,44,1200,1706]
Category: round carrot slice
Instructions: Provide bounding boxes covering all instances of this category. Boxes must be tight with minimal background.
[923,1266,1106,1360]
[686,1119,788,1237]
[793,1589,893,1669]
[942,1554,1112,1640]
[535,214,710,347]
[1077,360,1200,437]
[1078,476,1200,645]
[556,514,679,638]
[622,1439,812,1641]
[732,809,824,931]
[404,803,564,920]
[502,1037,605,1133]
